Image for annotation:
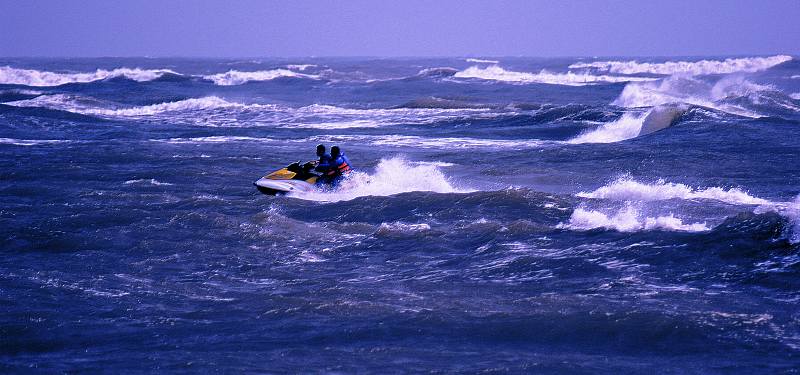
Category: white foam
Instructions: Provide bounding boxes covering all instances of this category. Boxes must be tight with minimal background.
[411,161,456,167]
[155,136,277,144]
[5,94,501,128]
[0,88,42,95]
[365,135,540,149]
[465,58,500,64]
[292,157,472,202]
[123,178,174,186]
[568,112,645,144]
[569,55,792,75]
[612,75,762,117]
[202,69,318,85]
[0,66,178,86]
[278,104,496,129]
[7,95,260,117]
[305,134,546,149]
[791,93,800,100]
[286,64,317,71]
[376,222,431,234]
[0,138,69,146]
[559,205,709,232]
[577,178,770,206]
[454,65,655,86]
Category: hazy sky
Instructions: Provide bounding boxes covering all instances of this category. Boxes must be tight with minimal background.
[1,0,798,57]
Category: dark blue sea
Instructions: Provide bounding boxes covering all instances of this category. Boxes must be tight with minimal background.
[2,56,799,373]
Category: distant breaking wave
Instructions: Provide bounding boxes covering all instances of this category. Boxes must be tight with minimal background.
[465,58,500,64]
[6,95,263,116]
[0,66,178,86]
[6,95,503,128]
[453,65,656,86]
[569,55,792,75]
[201,69,319,85]
[0,66,320,87]
[611,75,785,117]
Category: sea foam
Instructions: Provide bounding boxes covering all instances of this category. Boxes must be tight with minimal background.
[0,66,178,86]
[577,178,770,206]
[453,65,655,86]
[292,157,472,202]
[559,205,709,232]
[612,75,764,117]
[567,112,646,144]
[569,55,792,75]
[202,69,319,85]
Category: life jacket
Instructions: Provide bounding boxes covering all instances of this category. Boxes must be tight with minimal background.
[326,154,352,176]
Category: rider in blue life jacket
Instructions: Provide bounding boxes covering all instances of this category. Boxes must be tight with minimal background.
[318,145,352,187]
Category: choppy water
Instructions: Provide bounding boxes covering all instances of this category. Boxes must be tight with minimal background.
[2,56,800,373]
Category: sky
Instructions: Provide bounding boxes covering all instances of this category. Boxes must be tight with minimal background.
[1,0,798,57]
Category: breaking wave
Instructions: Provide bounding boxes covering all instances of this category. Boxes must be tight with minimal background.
[465,58,500,64]
[569,55,792,75]
[123,178,174,186]
[292,157,472,202]
[201,69,319,85]
[309,134,546,149]
[612,75,773,117]
[0,66,178,86]
[415,67,459,78]
[453,65,655,86]
[0,138,71,146]
[5,95,502,128]
[6,95,257,117]
[568,112,645,144]
[559,205,710,232]
[578,178,770,206]
[285,64,317,71]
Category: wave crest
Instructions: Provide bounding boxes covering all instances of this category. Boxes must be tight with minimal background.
[291,157,471,202]
[569,55,792,75]
[202,69,319,85]
[0,66,178,86]
[577,178,769,206]
[559,205,709,232]
[454,65,655,86]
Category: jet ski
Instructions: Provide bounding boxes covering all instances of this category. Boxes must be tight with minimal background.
[254,161,319,195]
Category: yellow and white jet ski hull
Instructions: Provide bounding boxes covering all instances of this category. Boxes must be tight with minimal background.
[254,164,318,195]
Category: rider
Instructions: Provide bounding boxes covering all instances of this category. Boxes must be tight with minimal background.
[313,144,333,174]
[325,145,352,186]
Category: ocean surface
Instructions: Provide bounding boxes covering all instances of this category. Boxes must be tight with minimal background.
[1,56,799,373]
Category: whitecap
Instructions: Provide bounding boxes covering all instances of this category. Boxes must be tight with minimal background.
[123,179,174,186]
[611,75,763,118]
[0,138,70,146]
[202,69,319,85]
[577,178,770,206]
[291,157,472,202]
[453,65,655,86]
[465,58,500,64]
[569,55,792,75]
[0,66,178,86]
[558,205,709,232]
[567,112,646,144]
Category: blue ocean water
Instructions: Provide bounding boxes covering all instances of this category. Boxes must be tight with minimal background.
[1,56,799,373]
